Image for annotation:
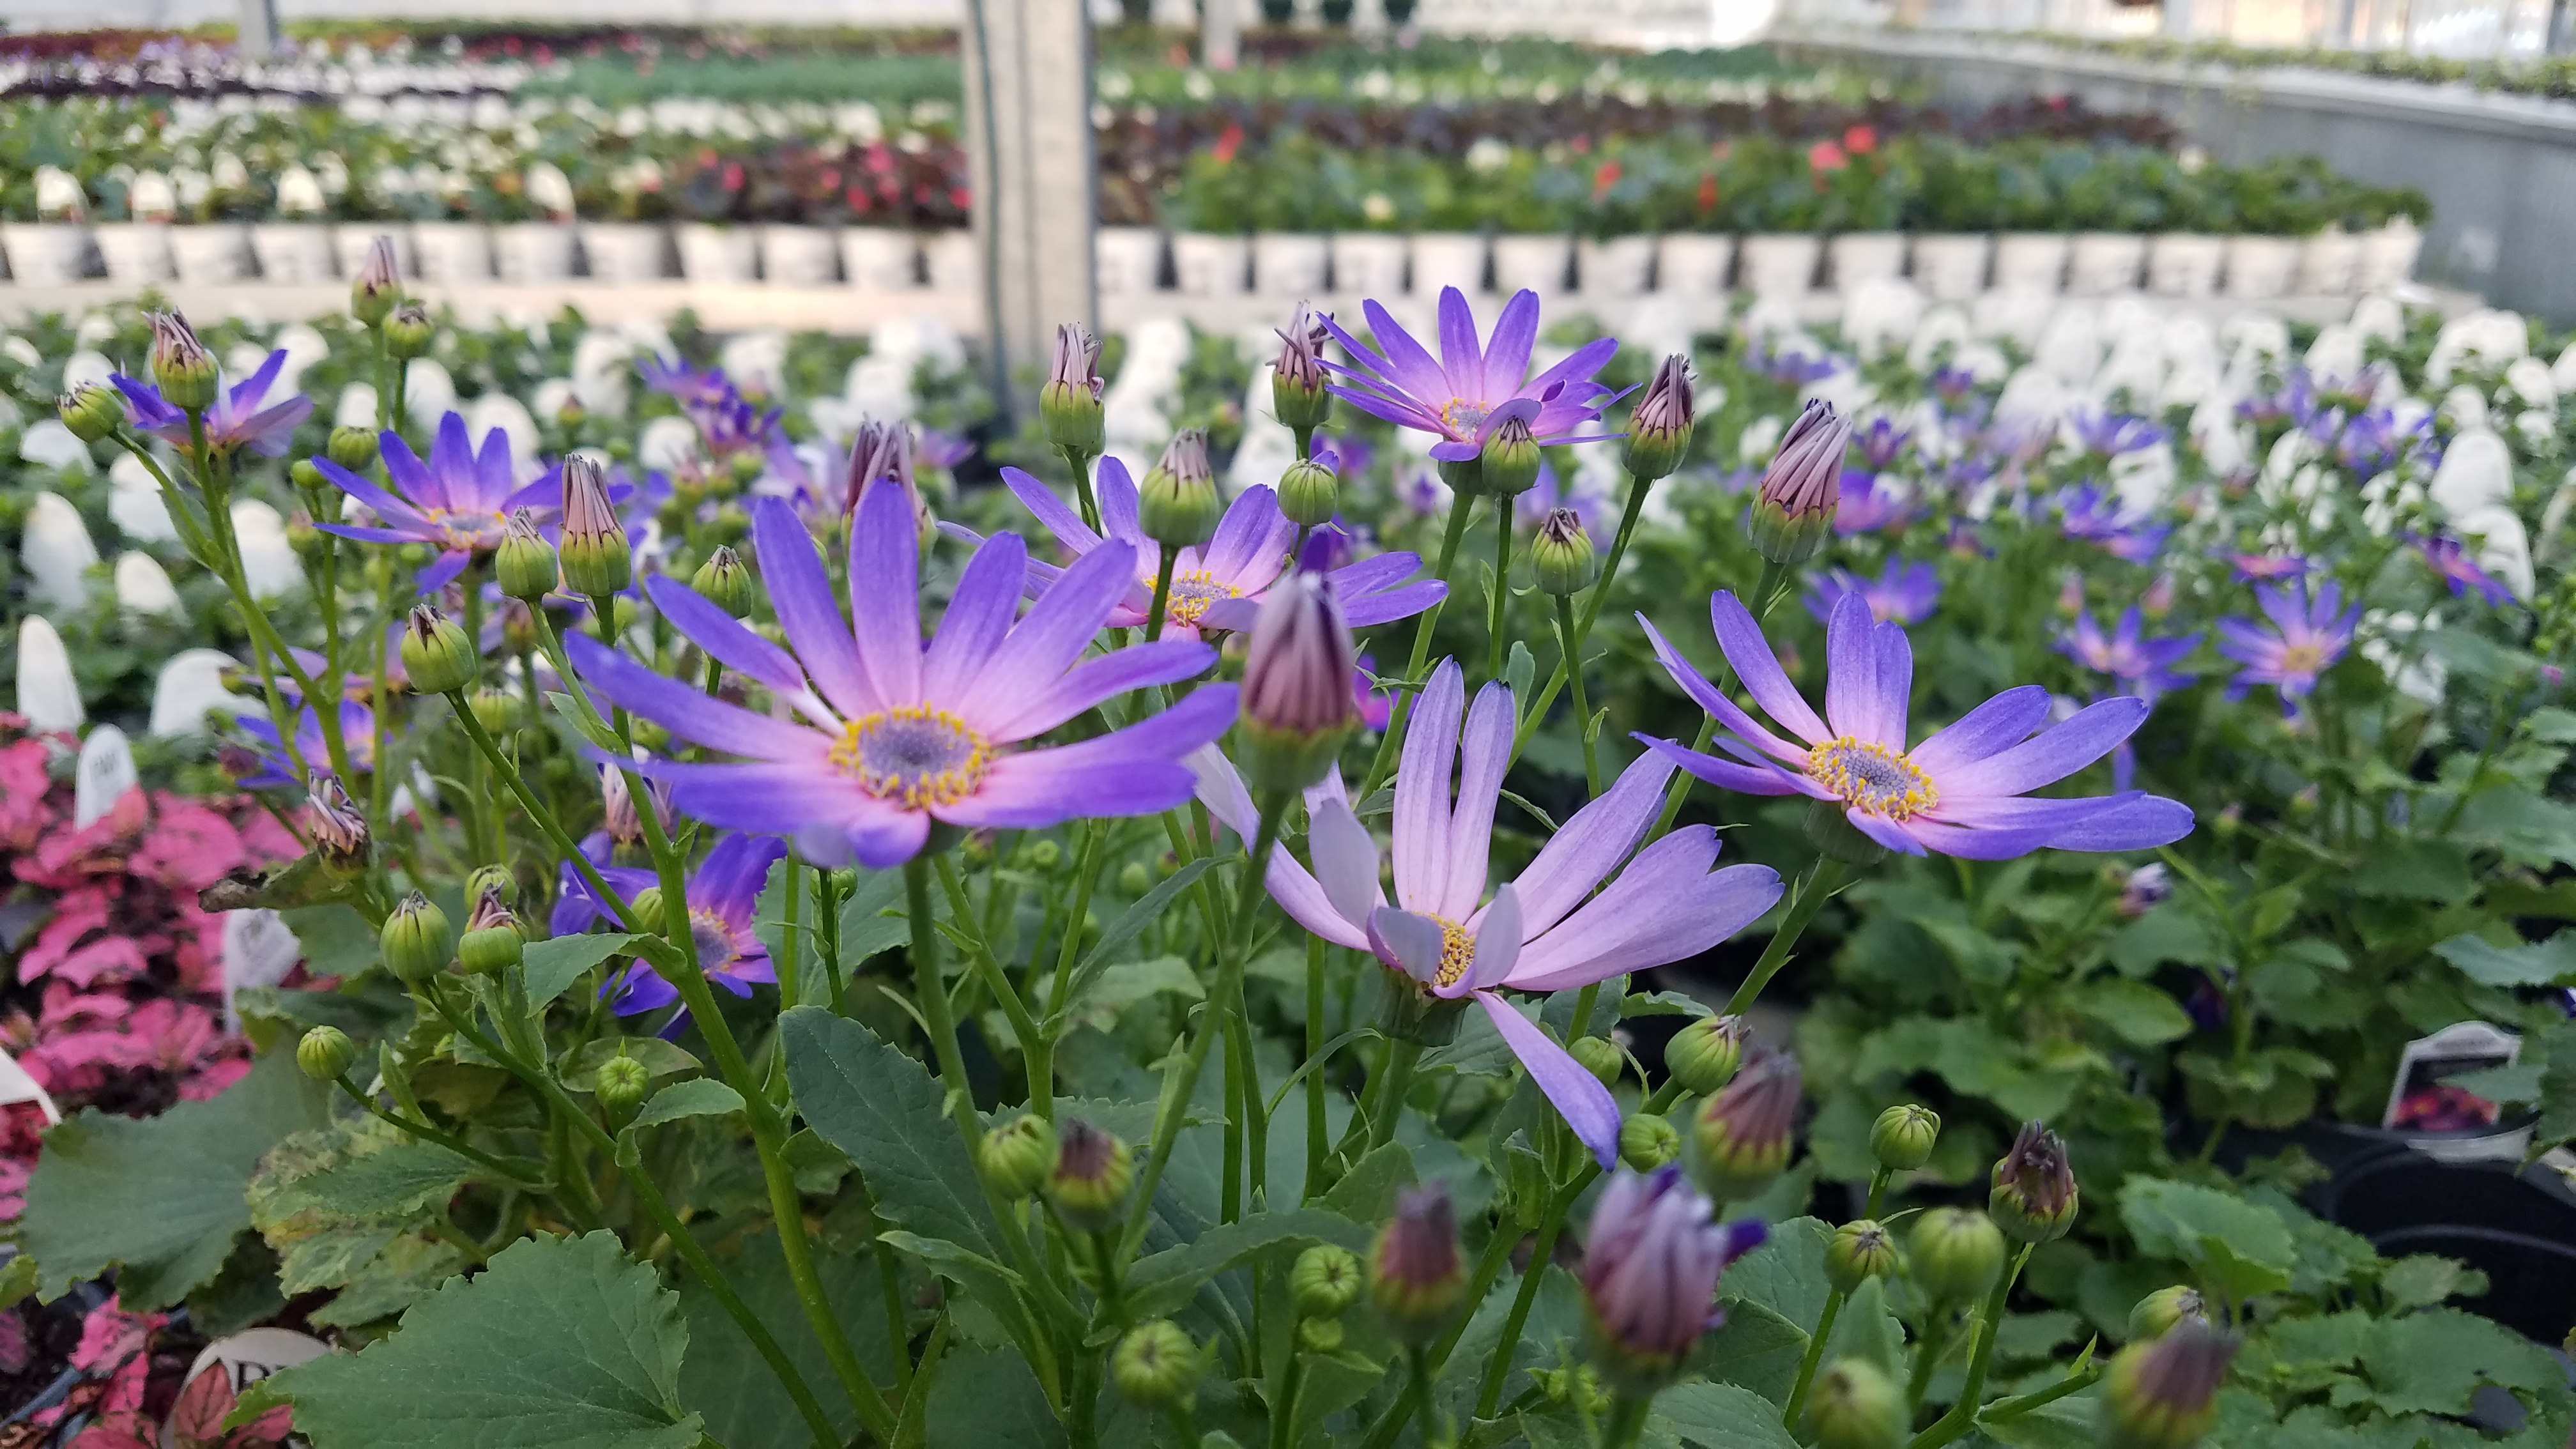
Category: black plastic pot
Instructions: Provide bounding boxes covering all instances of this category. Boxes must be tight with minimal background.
[2312,1151,2576,1344]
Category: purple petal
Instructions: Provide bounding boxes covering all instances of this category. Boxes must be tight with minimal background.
[1097,458,1144,549]
[2042,793,2193,852]
[1342,579,1447,631]
[1507,831,1781,991]
[843,807,935,870]
[848,478,923,706]
[1308,795,1384,930]
[1821,592,1885,743]
[1936,696,2149,799]
[569,634,827,760]
[933,750,1199,830]
[631,759,878,838]
[415,551,471,594]
[1434,288,1483,404]
[1370,906,1448,988]
[980,639,1216,740]
[1190,746,1372,950]
[1354,299,1454,410]
[752,497,879,719]
[1908,686,2050,775]
[1509,749,1673,937]
[1633,734,1813,799]
[1482,291,1541,400]
[923,532,1028,702]
[1476,992,1621,1169]
[1524,337,1621,410]
[1002,466,1101,553]
[1392,659,1466,914]
[955,540,1141,738]
[314,457,429,531]
[1456,884,1520,996]
[1845,809,1931,857]
[1439,680,1514,921]
[1639,617,1806,765]
[647,574,810,699]
[1202,486,1293,585]
[1708,591,1832,746]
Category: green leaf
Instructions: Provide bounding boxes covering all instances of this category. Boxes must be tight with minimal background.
[1321,1141,1416,1224]
[294,1140,479,1218]
[781,1006,994,1254]
[560,1036,701,1090]
[1057,953,1204,1033]
[2432,930,2576,987]
[1719,1217,1830,1332]
[631,1078,746,1131]
[21,1050,329,1307]
[924,1345,1065,1449]
[1825,1276,1904,1383]
[267,1230,703,1449]
[2074,979,2195,1045]
[2119,1176,2297,1301]
[525,933,641,1009]
[1690,1298,1807,1402]
[678,1232,899,1448]
[2352,841,2479,903]
[1644,1380,1800,1449]
[2108,903,2227,976]
[1975,1391,2103,1449]
[279,903,379,977]
[1057,857,1218,1013]
[2358,1307,2563,1416]
[1124,1208,1368,1320]
[2440,1060,2540,1105]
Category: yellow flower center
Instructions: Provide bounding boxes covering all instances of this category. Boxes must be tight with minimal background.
[828,706,992,809]
[422,505,509,553]
[2278,643,2326,676]
[1439,398,1490,438]
[1805,736,1939,820]
[1156,569,1241,629]
[1430,914,1476,988]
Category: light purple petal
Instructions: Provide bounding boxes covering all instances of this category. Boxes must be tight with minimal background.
[1348,300,1453,407]
[647,574,810,699]
[1202,486,1293,585]
[955,540,1142,737]
[415,551,471,594]
[848,477,923,706]
[1434,288,1483,404]
[313,457,429,532]
[2041,793,2194,852]
[1002,466,1101,553]
[1710,590,1832,746]
[845,806,935,870]
[1639,617,1806,765]
[1936,696,2149,799]
[1476,992,1621,1169]
[1453,884,1520,997]
[1342,580,1448,630]
[568,634,827,760]
[1523,337,1621,410]
[1633,735,1814,799]
[752,497,880,719]
[631,759,874,838]
[923,531,1027,703]
[1507,831,1780,990]
[1821,592,1883,743]
[1438,680,1514,920]
[1097,458,1144,550]
[1508,749,1673,937]
[979,639,1216,740]
[1392,659,1465,913]
[931,751,1200,830]
[1844,809,1931,856]
[1482,291,1541,401]
[1370,906,1448,989]
[1308,795,1384,932]
[1908,686,2051,775]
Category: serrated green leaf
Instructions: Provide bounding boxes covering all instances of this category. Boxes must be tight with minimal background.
[279,903,379,978]
[560,1036,701,1090]
[1719,1216,1830,1333]
[1124,1208,1368,1320]
[310,1234,463,1330]
[296,1140,478,1217]
[631,1078,745,1131]
[1057,953,1203,1034]
[2358,1307,2563,1415]
[1320,1141,1416,1223]
[1690,1298,1807,1402]
[781,1006,994,1254]
[2119,1176,2296,1301]
[269,1230,701,1448]
[525,933,641,1009]
[2075,978,2195,1046]
[1056,857,1218,1017]
[2433,930,2576,986]
[1644,1380,1800,1448]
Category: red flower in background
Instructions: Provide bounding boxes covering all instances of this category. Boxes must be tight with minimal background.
[1213,121,1245,165]
[1808,139,1849,174]
[1843,124,1878,155]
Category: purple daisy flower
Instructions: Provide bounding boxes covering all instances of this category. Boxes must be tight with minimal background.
[1193,659,1784,1167]
[112,349,312,457]
[2336,408,2421,476]
[1314,431,1376,487]
[1806,560,1940,627]
[231,695,374,790]
[1832,471,1917,535]
[643,358,778,459]
[759,434,847,523]
[960,462,1445,641]
[313,413,581,592]
[1321,288,1623,463]
[2069,409,2166,457]
[2057,484,2170,565]
[570,481,1237,869]
[2415,535,2514,606]
[1637,590,2196,859]
[599,832,786,1017]
[2059,607,2200,700]
[2216,580,2361,715]
[917,427,976,474]
[2226,552,2308,583]
[552,832,656,938]
[1353,653,1395,732]
[1852,417,1912,473]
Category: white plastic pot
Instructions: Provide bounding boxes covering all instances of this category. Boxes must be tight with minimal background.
[1655,233,1735,299]
[1491,234,1573,297]
[2223,235,2301,300]
[839,227,918,291]
[1739,233,1822,299]
[1407,233,1488,297]
[2147,234,2225,298]
[1331,233,1406,297]
[250,223,335,284]
[94,222,175,283]
[0,224,93,286]
[581,224,668,284]
[2296,229,2363,296]
[1991,233,2069,294]
[2067,233,2147,296]
[1252,233,1330,298]
[677,224,759,283]
[921,231,978,295]
[494,223,579,284]
[1577,234,1657,302]
[762,226,839,286]
[1169,232,1249,296]
[1095,226,1164,295]
[2358,220,2423,291]
[1827,232,1906,292]
[332,226,413,281]
[169,224,254,285]
[1910,234,1991,301]
[412,222,494,284]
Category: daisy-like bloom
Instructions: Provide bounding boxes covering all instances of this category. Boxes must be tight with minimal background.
[1831,471,1917,535]
[600,833,786,1017]
[1638,590,2195,859]
[230,696,374,790]
[2058,607,2200,700]
[1321,288,1623,463]
[965,461,1444,641]
[112,349,312,459]
[2336,408,2423,476]
[642,358,778,459]
[570,480,1237,869]
[314,413,577,592]
[1806,560,1940,627]
[1851,417,1912,473]
[2226,551,2308,583]
[1193,659,1784,1165]
[2057,484,2171,565]
[2216,579,2361,715]
[2069,409,2166,457]
[1581,1165,1768,1385]
[2415,535,2514,606]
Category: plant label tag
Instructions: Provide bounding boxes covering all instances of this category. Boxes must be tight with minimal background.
[162,1328,330,1449]
[220,909,303,1029]
[0,1046,59,1124]
[73,725,138,829]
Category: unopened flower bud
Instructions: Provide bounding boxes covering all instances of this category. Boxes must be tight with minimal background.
[1989,1121,2079,1244]
[692,546,755,617]
[379,891,454,985]
[558,454,633,597]
[602,764,670,847]
[1825,1220,1898,1294]
[291,459,328,493]
[630,885,666,929]
[2129,1286,2207,1342]
[842,420,917,520]
[457,885,525,976]
[1747,399,1850,565]
[287,509,326,559]
[1618,1113,1680,1172]
[464,863,515,905]
[148,311,218,411]
[351,234,402,325]
[1278,456,1339,528]
[1581,1166,1767,1390]
[1040,324,1105,455]
[1296,1316,1344,1354]
[1117,861,1152,894]
[1871,1104,1941,1172]
[468,687,519,735]
[326,425,379,474]
[1046,1117,1135,1232]
[1271,305,1332,433]
[1665,1015,1746,1095]
[304,777,369,872]
[57,384,123,443]
[2102,1319,2237,1449]
[496,509,558,601]
[400,604,479,695]
[980,1114,1057,1199]
[1692,1050,1800,1200]
[1623,354,1696,482]
[1479,414,1543,498]
[297,1025,357,1084]
[1111,1320,1200,1408]
[1370,1184,1466,1338]
[1027,838,1064,871]
[385,303,434,360]
[1908,1208,2005,1306]
[1137,429,1219,546]
[1570,1035,1623,1087]
[1290,1243,1363,1321]
[1236,561,1360,793]
[595,1054,650,1129]
[1802,1360,1906,1449]
[1532,509,1598,596]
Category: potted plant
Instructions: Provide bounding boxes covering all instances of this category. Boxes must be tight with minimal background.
[1986,142,2071,293]
[2221,157,2320,301]
[1483,146,1579,300]
[92,168,176,284]
[1726,136,1823,300]
[1327,148,1409,299]
[674,153,757,284]
[1,164,96,287]
[407,165,496,284]
[1408,144,1491,297]
[250,160,338,284]
[1908,137,1997,302]
[1653,155,1735,303]
[758,143,841,288]
[580,156,671,285]
[494,159,579,285]
[2357,187,2431,291]
[2059,145,2156,296]
[833,139,921,292]
[1574,139,1662,305]
[1248,133,1345,300]
[1816,125,1913,295]
[2145,151,2227,299]
[1165,139,1254,297]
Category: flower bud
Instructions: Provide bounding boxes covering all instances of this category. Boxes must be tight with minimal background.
[1691,1050,1800,1200]
[2102,1319,2237,1449]
[297,1025,357,1084]
[1117,861,1152,894]
[400,604,480,695]
[464,863,515,905]
[1046,1117,1135,1233]
[496,509,558,601]
[57,383,124,443]
[1479,414,1543,498]
[843,420,917,520]
[468,687,520,736]
[1271,305,1332,434]
[2128,1286,2207,1342]
[1801,1360,1906,1449]
[691,546,755,617]
[291,458,328,493]
[1278,456,1340,528]
[1908,1208,2005,1306]
[1570,1035,1623,1087]
[1871,1104,1940,1172]
[304,777,369,873]
[1665,1015,1746,1096]
[1580,1166,1768,1390]
[1137,429,1220,547]
[1290,1243,1363,1321]
[1296,1315,1343,1354]
[385,303,434,360]
[595,1054,650,1129]
[148,311,219,411]
[1040,324,1105,455]
[980,1114,1057,1199]
[457,885,525,976]
[351,234,401,325]
[326,425,380,474]
[1623,355,1697,482]
[1532,508,1599,596]
[1370,1184,1466,1338]
[1747,399,1850,566]
[1825,1220,1898,1294]
[1618,1112,1680,1172]
[379,891,454,985]
[1235,561,1360,794]
[558,454,633,598]
[1111,1320,1200,1409]
[1989,1121,2078,1245]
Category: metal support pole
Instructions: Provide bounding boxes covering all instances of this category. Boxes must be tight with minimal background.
[960,0,1101,427]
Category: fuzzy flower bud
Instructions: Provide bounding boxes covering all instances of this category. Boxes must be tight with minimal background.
[1570,1035,1623,1087]
[385,303,434,360]
[843,420,917,518]
[1692,1049,1800,1200]
[1665,1015,1747,1096]
[1296,1316,1343,1353]
[2129,1286,2207,1342]
[495,510,558,601]
[379,891,454,985]
[326,425,380,475]
[1619,1114,1680,1172]
[297,1025,357,1084]
[1236,558,1360,794]
[558,454,633,598]
[1290,1244,1363,1321]
[980,1115,1057,1200]
[304,777,369,873]
[1802,1360,1906,1449]
[595,1054,650,1129]
[1040,324,1106,455]
[464,864,514,905]
[1111,1320,1200,1408]
[1045,1117,1135,1233]
[1747,399,1851,565]
[1532,508,1599,596]
[1908,1208,2005,1306]
[691,546,755,617]
[351,234,401,325]
[1623,354,1697,482]
[1271,305,1332,433]
[1871,1104,1942,1172]
[1479,414,1543,498]
[57,383,124,443]
[630,885,666,928]
[1825,1220,1899,1294]
[2103,1319,2238,1449]
[1278,455,1340,528]
[457,885,525,976]
[601,764,671,847]
[400,604,480,696]
[1989,1121,2079,1244]
[1137,429,1220,547]
[148,311,218,411]
[1370,1185,1467,1338]
[1580,1166,1768,1391]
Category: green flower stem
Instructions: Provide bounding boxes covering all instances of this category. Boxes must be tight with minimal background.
[1977,1363,2103,1422]
[1363,1037,1422,1156]
[329,1075,549,1196]
[1060,445,1103,534]
[1556,594,1602,797]
[1723,857,1848,1018]
[1467,1200,1567,1420]
[1033,820,1112,1123]
[1268,1347,1310,1449]
[1144,546,1180,645]
[813,862,850,1016]
[1303,936,1329,1201]
[1089,1230,1130,1332]
[1360,496,1480,800]
[934,854,1048,1111]
[1903,1312,1955,1413]
[1514,470,1657,758]
[1603,1393,1653,1449]
[1906,1245,2033,1449]
[776,856,804,1015]
[1488,498,1515,682]
[1782,1292,1848,1430]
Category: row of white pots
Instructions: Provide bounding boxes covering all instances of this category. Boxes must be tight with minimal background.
[0,221,977,291]
[1101,224,2425,302]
